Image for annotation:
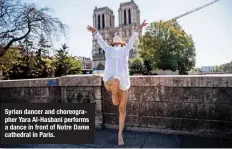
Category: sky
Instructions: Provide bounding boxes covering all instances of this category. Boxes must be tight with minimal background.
[26,0,232,67]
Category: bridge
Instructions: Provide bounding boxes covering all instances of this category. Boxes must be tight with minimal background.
[0,74,231,148]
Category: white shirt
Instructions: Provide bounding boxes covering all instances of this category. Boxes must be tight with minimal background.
[94,31,139,90]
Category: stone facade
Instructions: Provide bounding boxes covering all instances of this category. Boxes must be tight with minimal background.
[92,0,142,70]
[0,75,232,138]
[77,56,92,70]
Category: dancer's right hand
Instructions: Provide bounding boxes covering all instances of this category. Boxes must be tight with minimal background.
[87,25,96,33]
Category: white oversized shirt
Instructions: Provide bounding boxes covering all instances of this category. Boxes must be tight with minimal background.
[94,31,139,90]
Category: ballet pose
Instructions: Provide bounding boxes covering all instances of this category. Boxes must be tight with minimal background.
[87,20,148,146]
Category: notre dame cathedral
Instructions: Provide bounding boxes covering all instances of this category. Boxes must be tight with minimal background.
[92,0,142,70]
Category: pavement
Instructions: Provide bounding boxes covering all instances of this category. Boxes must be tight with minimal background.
[1,128,232,148]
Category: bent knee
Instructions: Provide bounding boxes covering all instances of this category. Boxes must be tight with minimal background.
[119,106,126,114]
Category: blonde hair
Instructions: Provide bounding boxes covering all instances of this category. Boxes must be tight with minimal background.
[111,35,126,47]
[111,42,126,47]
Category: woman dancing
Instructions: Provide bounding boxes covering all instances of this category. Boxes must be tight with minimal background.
[87,20,148,146]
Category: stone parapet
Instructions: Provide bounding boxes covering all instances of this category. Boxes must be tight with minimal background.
[0,74,231,138]
[130,75,232,87]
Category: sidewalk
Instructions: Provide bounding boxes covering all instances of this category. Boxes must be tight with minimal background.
[1,128,232,148]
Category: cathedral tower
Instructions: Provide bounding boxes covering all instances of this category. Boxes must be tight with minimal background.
[92,1,141,71]
[118,0,141,58]
[92,7,115,70]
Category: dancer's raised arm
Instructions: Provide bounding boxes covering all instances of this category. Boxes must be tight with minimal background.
[87,25,109,51]
[126,20,148,51]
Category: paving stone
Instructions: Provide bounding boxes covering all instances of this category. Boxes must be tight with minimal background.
[220,139,232,148]
[179,135,221,148]
[79,129,114,148]
[66,129,119,148]
[1,129,232,148]
[142,133,180,148]
[64,144,91,148]
[101,129,149,148]
[0,144,35,148]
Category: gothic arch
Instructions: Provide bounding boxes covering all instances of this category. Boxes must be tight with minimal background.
[97,15,101,29]
[124,10,127,25]
[102,14,105,29]
[97,63,105,70]
[128,9,131,24]
[110,15,112,27]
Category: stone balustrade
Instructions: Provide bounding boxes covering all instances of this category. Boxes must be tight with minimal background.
[0,74,231,138]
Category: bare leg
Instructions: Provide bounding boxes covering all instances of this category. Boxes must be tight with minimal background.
[109,78,120,106]
[118,89,128,146]
[104,78,120,106]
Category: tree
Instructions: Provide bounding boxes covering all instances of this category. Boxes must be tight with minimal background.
[143,59,154,75]
[0,47,21,79]
[66,56,82,74]
[219,61,232,73]
[139,21,196,74]
[54,44,82,77]
[2,37,55,79]
[129,58,144,75]
[4,38,37,79]
[19,37,34,72]
[54,44,69,76]
[35,35,51,58]
[0,0,67,57]
[34,35,53,78]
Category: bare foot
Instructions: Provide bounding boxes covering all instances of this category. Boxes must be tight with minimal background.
[118,135,124,146]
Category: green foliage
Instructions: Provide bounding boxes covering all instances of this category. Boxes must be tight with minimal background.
[4,37,55,79]
[218,61,232,73]
[66,56,82,74]
[34,36,53,78]
[2,40,82,79]
[54,44,82,77]
[3,38,45,79]
[36,35,51,58]
[5,55,37,79]
[139,21,196,75]
[0,48,21,73]
[143,59,154,75]
[129,58,144,75]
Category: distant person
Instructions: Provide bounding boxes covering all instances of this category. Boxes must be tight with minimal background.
[87,20,148,146]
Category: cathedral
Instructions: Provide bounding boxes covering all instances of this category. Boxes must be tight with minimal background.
[92,0,142,70]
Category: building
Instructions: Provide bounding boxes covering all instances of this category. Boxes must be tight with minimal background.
[201,66,217,72]
[92,0,142,70]
[77,56,92,70]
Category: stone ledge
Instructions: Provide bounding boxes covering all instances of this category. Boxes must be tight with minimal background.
[130,75,232,87]
[59,75,102,87]
[0,75,102,87]
[0,74,231,88]
[0,78,59,88]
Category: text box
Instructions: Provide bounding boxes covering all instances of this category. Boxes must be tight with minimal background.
[0,103,95,144]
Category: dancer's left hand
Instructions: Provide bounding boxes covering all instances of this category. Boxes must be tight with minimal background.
[138,20,148,29]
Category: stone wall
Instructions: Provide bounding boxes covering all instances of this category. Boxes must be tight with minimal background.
[0,75,231,138]
[59,75,103,128]
[103,75,232,138]
[0,78,61,103]
[0,75,103,128]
